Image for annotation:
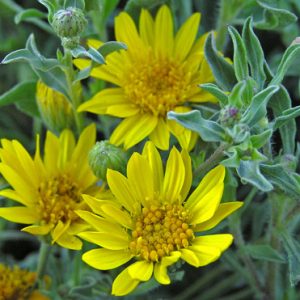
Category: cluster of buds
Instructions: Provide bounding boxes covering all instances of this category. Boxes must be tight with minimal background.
[219,105,241,127]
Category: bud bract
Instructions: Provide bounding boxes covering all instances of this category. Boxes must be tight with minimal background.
[88,141,128,181]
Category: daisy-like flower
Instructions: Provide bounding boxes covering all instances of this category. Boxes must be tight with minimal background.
[0,263,49,300]
[76,142,243,296]
[75,5,216,150]
[0,124,98,250]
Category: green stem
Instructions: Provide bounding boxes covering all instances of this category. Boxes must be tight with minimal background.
[194,143,228,176]
[63,49,83,134]
[72,250,82,286]
[36,241,51,288]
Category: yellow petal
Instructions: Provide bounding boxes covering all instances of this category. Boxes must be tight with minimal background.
[180,149,192,201]
[188,182,224,224]
[58,129,75,169]
[115,12,145,55]
[51,220,70,244]
[195,202,243,231]
[185,165,225,209]
[142,142,163,194]
[82,194,121,215]
[78,88,127,114]
[139,9,154,46]
[87,39,103,49]
[82,248,132,270]
[154,5,174,57]
[110,114,158,149]
[127,260,153,281]
[162,147,185,204]
[76,210,124,233]
[127,153,154,207]
[22,224,53,235]
[190,32,210,55]
[29,290,50,300]
[0,207,38,224]
[154,251,181,284]
[192,234,233,252]
[187,245,221,266]
[112,267,140,296]
[180,248,200,267]
[56,233,82,250]
[149,118,170,150]
[0,189,28,206]
[174,13,201,61]
[107,104,139,117]
[106,169,139,213]
[78,231,129,250]
[101,203,133,229]
[44,131,60,174]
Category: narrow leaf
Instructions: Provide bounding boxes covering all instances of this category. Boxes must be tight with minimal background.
[98,41,127,57]
[199,83,228,106]
[243,244,286,263]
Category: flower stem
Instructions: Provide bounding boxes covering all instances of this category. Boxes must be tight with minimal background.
[194,143,228,176]
[36,241,51,288]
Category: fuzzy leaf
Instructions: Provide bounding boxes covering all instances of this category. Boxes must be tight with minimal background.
[243,244,286,263]
[250,130,272,149]
[228,26,249,81]
[237,160,273,191]
[204,33,236,91]
[274,106,300,130]
[71,46,105,64]
[241,85,279,126]
[242,17,266,88]
[199,83,228,106]
[168,110,226,142]
[14,8,46,24]
[98,41,127,57]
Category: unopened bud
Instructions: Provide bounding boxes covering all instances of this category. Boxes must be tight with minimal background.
[219,106,241,127]
[36,80,75,132]
[88,141,128,181]
[52,7,87,49]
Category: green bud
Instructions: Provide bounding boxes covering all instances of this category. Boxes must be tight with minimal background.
[88,141,128,181]
[52,7,87,48]
[219,106,241,127]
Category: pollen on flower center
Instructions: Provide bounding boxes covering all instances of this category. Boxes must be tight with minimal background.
[37,174,82,224]
[123,54,191,117]
[129,204,194,262]
[0,264,36,300]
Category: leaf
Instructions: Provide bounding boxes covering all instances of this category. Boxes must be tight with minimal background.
[168,110,226,142]
[250,130,272,148]
[0,81,39,117]
[228,81,247,107]
[228,26,249,81]
[98,41,127,57]
[204,33,236,91]
[243,244,286,263]
[237,160,273,191]
[199,83,228,106]
[71,46,105,64]
[281,230,300,286]
[242,17,266,89]
[37,0,57,22]
[274,106,300,130]
[271,43,300,86]
[241,85,279,127]
[256,0,297,30]
[268,85,296,154]
[260,164,300,198]
[64,0,85,9]
[14,8,46,24]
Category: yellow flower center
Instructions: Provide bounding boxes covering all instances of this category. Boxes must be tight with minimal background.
[129,204,194,262]
[0,264,36,300]
[123,54,191,117]
[37,174,82,224]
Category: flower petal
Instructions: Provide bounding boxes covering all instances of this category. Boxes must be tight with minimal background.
[174,13,201,61]
[149,118,170,150]
[195,202,243,231]
[154,5,174,57]
[187,245,221,266]
[78,231,129,250]
[82,248,133,270]
[112,267,140,296]
[180,149,192,201]
[127,260,153,281]
[162,147,185,203]
[180,248,200,267]
[154,251,181,284]
[56,233,82,250]
[0,207,38,224]
[139,9,154,46]
[58,129,75,169]
[192,234,233,252]
[22,224,53,235]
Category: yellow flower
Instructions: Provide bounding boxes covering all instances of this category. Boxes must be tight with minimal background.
[75,5,216,150]
[0,124,98,250]
[36,80,75,132]
[0,263,49,300]
[76,142,243,296]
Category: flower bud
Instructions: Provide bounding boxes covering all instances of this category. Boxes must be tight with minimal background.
[36,80,75,132]
[52,7,87,49]
[219,106,241,127]
[88,141,128,181]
